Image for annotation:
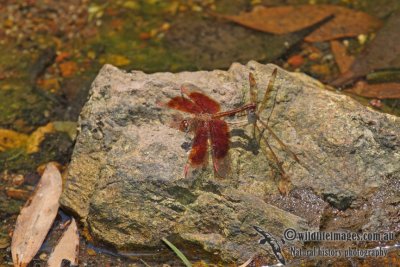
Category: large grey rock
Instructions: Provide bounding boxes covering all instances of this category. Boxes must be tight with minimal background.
[60,62,400,263]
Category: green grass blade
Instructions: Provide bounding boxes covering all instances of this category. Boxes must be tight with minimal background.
[139,258,153,267]
[162,237,192,267]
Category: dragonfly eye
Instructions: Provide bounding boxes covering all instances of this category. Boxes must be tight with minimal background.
[180,119,190,132]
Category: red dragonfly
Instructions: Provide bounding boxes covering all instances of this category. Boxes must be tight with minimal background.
[165,69,299,195]
[165,86,255,178]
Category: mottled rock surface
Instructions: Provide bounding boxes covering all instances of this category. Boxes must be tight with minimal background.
[60,62,400,263]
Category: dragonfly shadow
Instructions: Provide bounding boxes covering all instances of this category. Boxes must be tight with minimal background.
[230,128,260,155]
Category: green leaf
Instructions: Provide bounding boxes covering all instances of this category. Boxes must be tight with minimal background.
[161,237,192,267]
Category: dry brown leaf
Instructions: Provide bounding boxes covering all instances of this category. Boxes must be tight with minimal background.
[221,5,331,34]
[305,6,382,42]
[345,81,400,99]
[37,77,60,92]
[331,10,400,87]
[6,188,31,201]
[0,129,28,152]
[221,5,382,42]
[55,51,70,63]
[59,61,78,78]
[47,218,79,267]
[11,163,62,267]
[330,40,355,74]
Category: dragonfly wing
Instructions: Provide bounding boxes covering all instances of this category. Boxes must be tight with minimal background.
[186,120,209,176]
[248,72,258,138]
[209,119,230,178]
[181,86,221,114]
[249,72,257,104]
[167,96,202,114]
[257,68,278,117]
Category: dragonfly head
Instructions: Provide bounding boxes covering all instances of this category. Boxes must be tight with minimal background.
[179,119,191,133]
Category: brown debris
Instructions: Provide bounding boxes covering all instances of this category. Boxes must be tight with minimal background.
[220,5,382,42]
[331,10,400,86]
[287,54,304,68]
[220,5,331,34]
[59,61,79,78]
[330,40,355,74]
[305,5,382,42]
[47,219,79,267]
[11,163,62,267]
[6,188,31,201]
[345,81,400,99]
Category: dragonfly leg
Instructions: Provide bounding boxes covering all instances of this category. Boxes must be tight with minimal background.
[258,118,300,163]
[255,124,291,195]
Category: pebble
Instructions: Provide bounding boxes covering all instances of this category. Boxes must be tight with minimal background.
[39,252,48,260]
[287,55,304,67]
[86,248,97,256]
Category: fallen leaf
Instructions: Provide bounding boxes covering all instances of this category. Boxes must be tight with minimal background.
[11,163,62,267]
[310,64,331,77]
[111,19,124,31]
[0,123,55,154]
[330,40,355,74]
[220,5,331,34]
[308,51,322,61]
[160,22,171,32]
[305,6,382,42]
[47,219,79,267]
[0,70,17,80]
[220,5,382,42]
[11,174,25,186]
[331,10,400,86]
[345,81,400,99]
[99,54,130,66]
[26,122,55,154]
[59,61,78,78]
[0,236,10,249]
[55,52,70,63]
[37,77,60,92]
[6,188,31,200]
[0,129,28,152]
[139,32,152,40]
